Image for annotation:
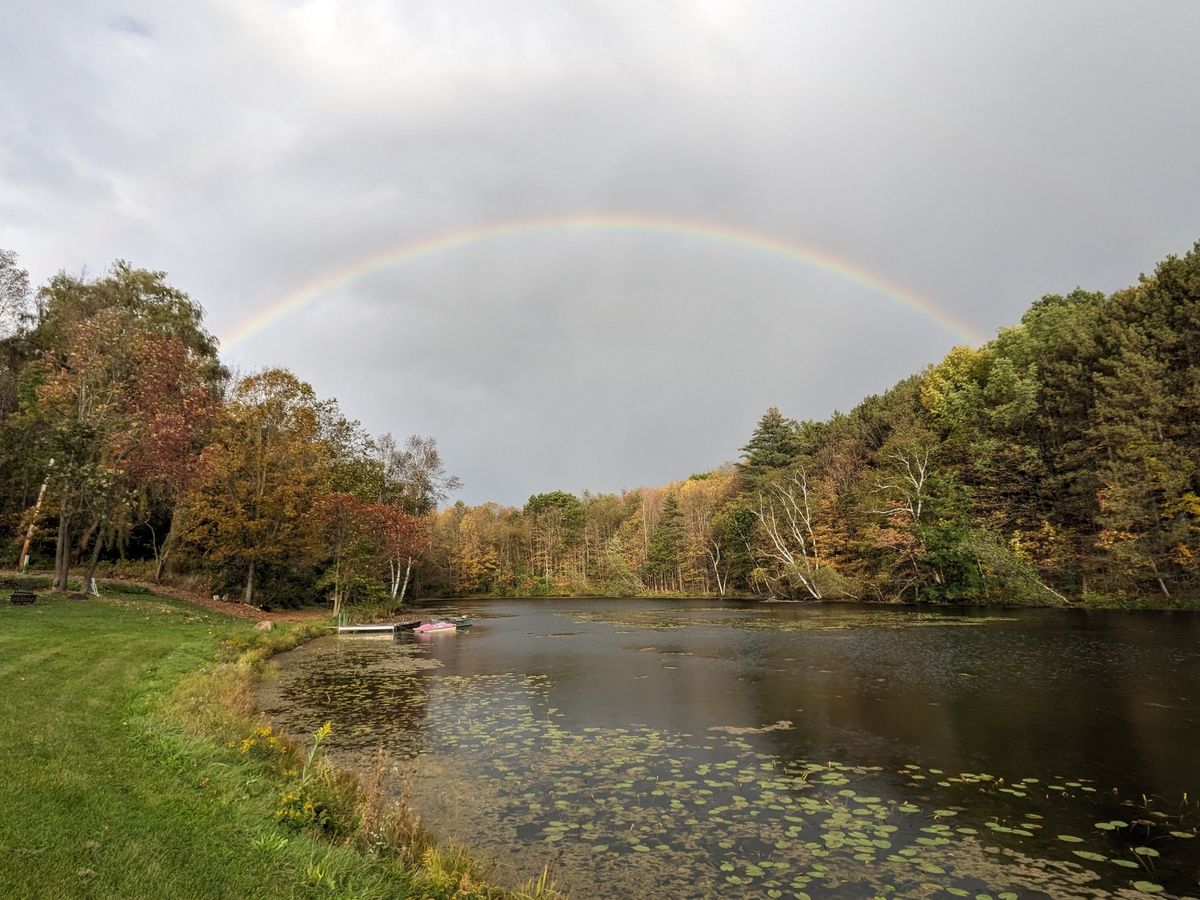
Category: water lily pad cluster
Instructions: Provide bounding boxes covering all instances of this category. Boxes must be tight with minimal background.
[260,636,1199,898]
[380,674,1195,898]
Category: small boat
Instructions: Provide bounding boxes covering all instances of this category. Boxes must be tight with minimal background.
[413,620,457,634]
[396,620,422,630]
[446,615,473,629]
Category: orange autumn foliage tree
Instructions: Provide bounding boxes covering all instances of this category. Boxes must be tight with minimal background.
[181,369,329,604]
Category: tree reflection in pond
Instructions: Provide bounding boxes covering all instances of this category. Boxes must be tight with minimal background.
[257,599,1200,898]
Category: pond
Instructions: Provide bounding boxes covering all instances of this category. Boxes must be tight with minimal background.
[255,599,1200,898]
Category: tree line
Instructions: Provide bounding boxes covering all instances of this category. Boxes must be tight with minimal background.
[0,253,456,609]
[420,242,1199,605]
[3,241,1197,607]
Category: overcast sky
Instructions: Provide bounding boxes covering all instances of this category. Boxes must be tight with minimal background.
[3,1,1198,505]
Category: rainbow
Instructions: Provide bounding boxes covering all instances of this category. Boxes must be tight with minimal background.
[222,212,984,350]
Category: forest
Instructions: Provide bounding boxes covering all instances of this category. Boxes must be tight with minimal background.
[1,242,1197,608]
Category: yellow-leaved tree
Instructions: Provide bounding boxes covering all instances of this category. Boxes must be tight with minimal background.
[181,368,329,604]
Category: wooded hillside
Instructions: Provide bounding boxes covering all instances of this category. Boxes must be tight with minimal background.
[2,242,1196,606]
[419,243,1200,605]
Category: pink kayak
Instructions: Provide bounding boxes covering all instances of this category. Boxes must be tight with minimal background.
[413,621,457,634]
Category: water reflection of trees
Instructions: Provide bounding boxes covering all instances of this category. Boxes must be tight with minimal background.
[743,610,1200,801]
[260,602,1200,896]
[263,606,1200,802]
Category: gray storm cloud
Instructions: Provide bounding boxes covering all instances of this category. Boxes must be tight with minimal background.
[2,0,1198,503]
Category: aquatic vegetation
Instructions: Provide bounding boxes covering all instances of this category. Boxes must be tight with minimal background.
[255,606,1200,898]
[709,720,794,735]
[264,647,1199,897]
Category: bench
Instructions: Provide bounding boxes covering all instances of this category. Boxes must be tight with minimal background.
[9,591,37,605]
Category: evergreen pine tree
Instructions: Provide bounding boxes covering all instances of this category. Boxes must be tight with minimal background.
[739,407,800,484]
[644,493,685,591]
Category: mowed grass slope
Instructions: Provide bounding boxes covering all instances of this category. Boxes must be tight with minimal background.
[0,592,279,897]
[0,590,518,899]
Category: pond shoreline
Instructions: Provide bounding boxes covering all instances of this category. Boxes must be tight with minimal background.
[1,586,560,899]
[406,591,1200,611]
[258,598,1200,898]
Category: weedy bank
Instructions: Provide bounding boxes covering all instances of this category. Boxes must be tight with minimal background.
[0,586,558,898]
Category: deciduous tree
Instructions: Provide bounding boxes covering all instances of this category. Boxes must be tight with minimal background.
[182,369,329,604]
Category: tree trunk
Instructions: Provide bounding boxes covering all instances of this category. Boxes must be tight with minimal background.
[54,495,72,591]
[332,559,343,617]
[153,509,184,582]
[398,556,413,603]
[708,540,727,597]
[243,559,256,604]
[82,519,105,596]
[1150,559,1171,598]
[19,460,54,572]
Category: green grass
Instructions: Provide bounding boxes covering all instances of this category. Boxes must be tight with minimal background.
[0,590,555,899]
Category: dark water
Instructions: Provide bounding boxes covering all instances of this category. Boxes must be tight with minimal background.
[257,599,1200,898]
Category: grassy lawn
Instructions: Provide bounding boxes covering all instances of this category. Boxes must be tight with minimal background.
[0,588,536,899]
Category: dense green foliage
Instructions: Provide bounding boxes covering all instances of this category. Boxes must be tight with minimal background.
[2,243,1197,606]
[422,244,1200,604]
